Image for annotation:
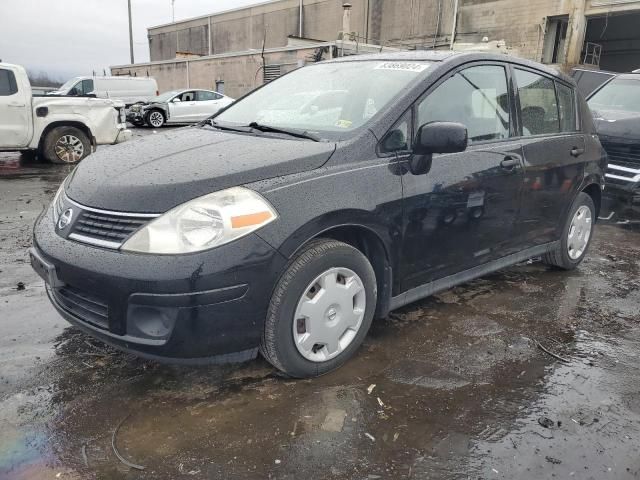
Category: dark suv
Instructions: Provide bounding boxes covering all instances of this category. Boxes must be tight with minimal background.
[587,72,640,219]
[31,51,606,378]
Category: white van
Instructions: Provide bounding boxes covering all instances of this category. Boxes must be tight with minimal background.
[48,76,158,106]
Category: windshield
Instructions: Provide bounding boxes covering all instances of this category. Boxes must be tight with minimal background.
[588,78,640,114]
[156,90,180,102]
[215,60,431,137]
[58,77,81,92]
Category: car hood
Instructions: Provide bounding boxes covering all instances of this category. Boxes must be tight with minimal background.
[135,101,164,108]
[591,108,640,142]
[66,127,336,213]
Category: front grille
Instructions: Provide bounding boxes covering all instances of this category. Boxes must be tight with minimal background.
[71,210,149,245]
[602,141,640,184]
[52,285,109,330]
[602,142,640,168]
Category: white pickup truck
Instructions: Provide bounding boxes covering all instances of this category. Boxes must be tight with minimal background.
[0,63,131,164]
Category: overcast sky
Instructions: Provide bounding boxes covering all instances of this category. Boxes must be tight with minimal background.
[0,0,263,81]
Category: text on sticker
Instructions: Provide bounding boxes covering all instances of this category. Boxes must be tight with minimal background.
[375,62,430,73]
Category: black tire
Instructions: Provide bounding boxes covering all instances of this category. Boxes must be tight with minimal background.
[260,239,377,378]
[20,150,38,163]
[543,192,595,270]
[145,109,165,128]
[42,126,91,164]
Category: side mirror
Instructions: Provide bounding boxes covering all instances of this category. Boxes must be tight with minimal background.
[172,97,182,103]
[413,121,468,156]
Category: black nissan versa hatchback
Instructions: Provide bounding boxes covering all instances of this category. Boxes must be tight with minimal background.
[31,51,606,378]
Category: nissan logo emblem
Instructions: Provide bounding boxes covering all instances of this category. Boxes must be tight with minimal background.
[58,208,73,230]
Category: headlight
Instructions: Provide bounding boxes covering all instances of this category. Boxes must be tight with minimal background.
[51,180,67,222]
[121,187,278,254]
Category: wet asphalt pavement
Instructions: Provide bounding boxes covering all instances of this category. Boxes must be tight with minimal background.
[1,129,640,479]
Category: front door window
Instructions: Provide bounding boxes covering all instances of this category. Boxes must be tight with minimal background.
[417,65,511,143]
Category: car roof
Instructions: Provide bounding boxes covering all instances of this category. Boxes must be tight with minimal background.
[325,50,573,84]
[171,88,216,93]
[612,73,640,81]
[328,50,458,63]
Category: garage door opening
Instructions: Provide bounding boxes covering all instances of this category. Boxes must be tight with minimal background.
[584,12,640,72]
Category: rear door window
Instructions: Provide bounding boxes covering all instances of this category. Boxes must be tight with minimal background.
[515,69,560,136]
[0,69,18,96]
[417,65,511,144]
[556,82,577,132]
[196,91,218,101]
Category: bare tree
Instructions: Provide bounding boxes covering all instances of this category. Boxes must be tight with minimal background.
[27,70,63,88]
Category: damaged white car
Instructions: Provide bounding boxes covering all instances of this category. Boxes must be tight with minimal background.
[0,63,131,164]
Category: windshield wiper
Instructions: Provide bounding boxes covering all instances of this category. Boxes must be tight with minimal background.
[202,119,252,133]
[247,122,321,142]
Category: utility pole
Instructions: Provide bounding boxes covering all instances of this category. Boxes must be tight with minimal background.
[172,0,176,22]
[128,0,135,64]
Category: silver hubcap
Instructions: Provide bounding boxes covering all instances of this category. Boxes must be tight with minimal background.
[149,112,164,127]
[293,267,366,362]
[54,135,84,163]
[568,205,592,260]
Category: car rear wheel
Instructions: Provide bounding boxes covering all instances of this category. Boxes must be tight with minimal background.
[260,239,377,378]
[145,109,165,128]
[543,192,595,270]
[42,126,91,164]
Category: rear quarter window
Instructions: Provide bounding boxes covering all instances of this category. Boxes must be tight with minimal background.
[556,83,577,132]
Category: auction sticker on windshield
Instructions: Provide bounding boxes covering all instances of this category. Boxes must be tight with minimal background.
[375,62,430,73]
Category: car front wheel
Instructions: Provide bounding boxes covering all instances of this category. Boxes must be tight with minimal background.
[543,191,595,270]
[260,239,377,378]
[42,126,91,164]
[145,109,165,128]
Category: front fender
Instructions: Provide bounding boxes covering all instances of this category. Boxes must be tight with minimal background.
[267,209,395,260]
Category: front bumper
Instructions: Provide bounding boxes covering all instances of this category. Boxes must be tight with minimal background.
[114,126,132,144]
[32,206,286,363]
[126,111,144,124]
[602,183,640,220]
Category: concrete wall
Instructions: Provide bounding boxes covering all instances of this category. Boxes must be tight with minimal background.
[137,0,640,90]
[369,0,455,48]
[147,0,640,66]
[113,46,323,99]
[149,0,349,61]
[457,0,640,67]
[456,0,579,62]
[148,0,451,61]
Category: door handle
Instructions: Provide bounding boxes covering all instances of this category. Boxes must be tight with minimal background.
[500,156,520,170]
[8,102,26,107]
[570,147,585,157]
